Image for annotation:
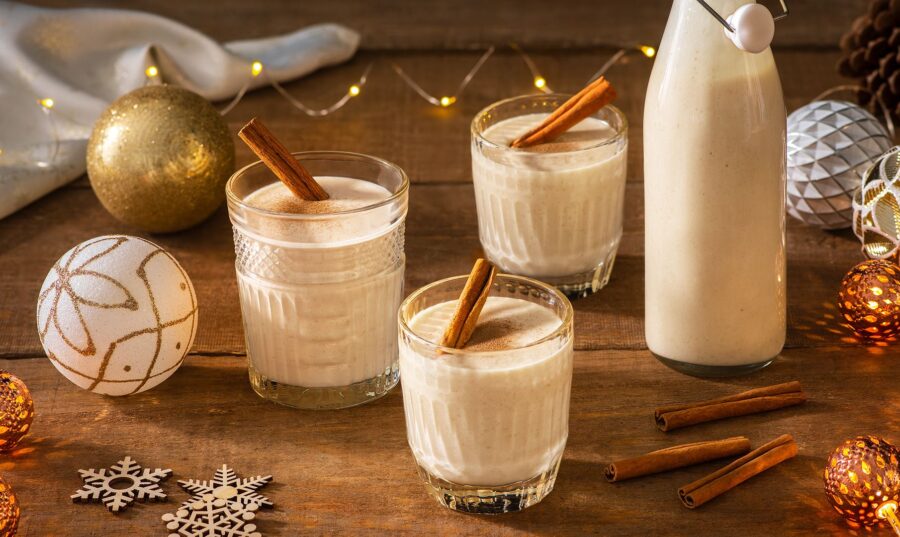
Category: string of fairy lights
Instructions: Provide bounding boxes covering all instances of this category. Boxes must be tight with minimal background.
[144,43,657,117]
[22,43,656,168]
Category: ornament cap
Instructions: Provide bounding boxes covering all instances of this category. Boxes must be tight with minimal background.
[726,4,776,53]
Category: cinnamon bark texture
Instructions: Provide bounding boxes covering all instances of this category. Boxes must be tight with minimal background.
[655,381,806,432]
[510,76,617,148]
[605,436,752,483]
[238,117,330,201]
[679,434,798,509]
[440,259,498,348]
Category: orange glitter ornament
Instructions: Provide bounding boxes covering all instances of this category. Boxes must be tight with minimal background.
[838,260,900,340]
[825,436,900,533]
[0,372,34,452]
[0,475,19,537]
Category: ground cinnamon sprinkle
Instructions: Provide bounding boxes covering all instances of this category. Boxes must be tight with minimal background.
[257,197,359,215]
[463,319,517,351]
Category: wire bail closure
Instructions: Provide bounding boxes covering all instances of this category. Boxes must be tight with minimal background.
[695,0,788,53]
[695,0,788,32]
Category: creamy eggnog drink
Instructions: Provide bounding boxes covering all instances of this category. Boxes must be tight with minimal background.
[226,151,408,409]
[399,273,574,513]
[644,0,787,376]
[471,93,627,297]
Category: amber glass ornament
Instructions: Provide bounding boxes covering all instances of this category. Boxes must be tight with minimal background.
[0,475,19,537]
[825,436,900,530]
[838,259,900,340]
[0,372,34,452]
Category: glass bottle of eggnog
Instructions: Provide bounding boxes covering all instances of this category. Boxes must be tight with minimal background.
[644,0,787,376]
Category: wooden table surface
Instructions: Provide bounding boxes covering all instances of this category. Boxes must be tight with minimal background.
[3,1,891,535]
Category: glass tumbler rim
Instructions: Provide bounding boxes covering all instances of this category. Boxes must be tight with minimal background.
[398,273,574,357]
[470,93,628,155]
[225,150,410,221]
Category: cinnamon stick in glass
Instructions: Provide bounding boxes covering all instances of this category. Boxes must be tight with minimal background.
[510,76,617,149]
[440,259,498,348]
[238,117,330,201]
[655,381,806,432]
[679,434,798,509]
[605,436,752,483]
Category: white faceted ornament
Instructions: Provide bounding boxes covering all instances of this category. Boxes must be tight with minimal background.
[37,235,198,395]
[786,100,892,229]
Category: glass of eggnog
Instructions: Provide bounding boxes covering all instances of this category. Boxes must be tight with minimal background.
[398,273,574,514]
[471,94,627,297]
[226,151,408,409]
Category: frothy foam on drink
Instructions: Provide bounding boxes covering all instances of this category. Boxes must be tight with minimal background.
[247,176,388,214]
[485,113,616,153]
[410,296,562,351]
[242,176,394,243]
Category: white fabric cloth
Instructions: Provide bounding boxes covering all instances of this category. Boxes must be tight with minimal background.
[0,1,359,219]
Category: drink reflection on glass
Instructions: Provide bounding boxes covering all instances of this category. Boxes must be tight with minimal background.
[399,273,574,514]
[226,151,409,409]
[471,93,628,298]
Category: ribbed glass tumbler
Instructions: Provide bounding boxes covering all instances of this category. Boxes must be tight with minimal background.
[471,94,628,298]
[399,274,574,513]
[227,151,408,409]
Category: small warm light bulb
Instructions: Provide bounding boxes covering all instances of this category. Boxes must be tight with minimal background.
[145,65,159,78]
[251,61,264,77]
[534,76,547,89]
[349,84,361,97]
[878,500,899,518]
[39,98,54,109]
[640,45,657,58]
[440,96,456,107]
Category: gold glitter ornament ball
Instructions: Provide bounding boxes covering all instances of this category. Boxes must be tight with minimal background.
[87,85,235,233]
[0,372,34,453]
[0,475,18,537]
[825,436,900,527]
[838,259,900,340]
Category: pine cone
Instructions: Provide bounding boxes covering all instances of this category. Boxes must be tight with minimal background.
[838,0,900,122]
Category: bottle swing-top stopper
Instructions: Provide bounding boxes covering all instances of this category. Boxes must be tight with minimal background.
[694,0,789,54]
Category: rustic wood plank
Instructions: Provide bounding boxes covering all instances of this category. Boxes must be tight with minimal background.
[55,49,846,190]
[22,0,862,50]
[0,8,886,532]
[218,49,845,187]
[0,176,871,358]
[0,346,882,536]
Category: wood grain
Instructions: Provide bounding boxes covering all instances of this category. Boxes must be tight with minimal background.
[0,3,889,535]
[0,345,888,537]
[22,0,862,49]
[0,182,874,357]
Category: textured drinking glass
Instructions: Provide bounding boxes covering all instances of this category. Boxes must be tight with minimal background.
[471,94,628,297]
[227,151,408,409]
[399,274,574,514]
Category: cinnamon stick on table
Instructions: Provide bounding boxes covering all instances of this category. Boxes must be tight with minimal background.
[605,436,752,483]
[440,259,498,348]
[655,381,806,432]
[238,117,330,201]
[510,76,617,149]
[679,434,798,509]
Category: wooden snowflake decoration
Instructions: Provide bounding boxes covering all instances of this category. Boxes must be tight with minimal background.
[163,494,262,537]
[71,456,171,512]
[179,465,272,508]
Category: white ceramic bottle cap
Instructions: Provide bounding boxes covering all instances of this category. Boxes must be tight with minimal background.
[725,4,776,53]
